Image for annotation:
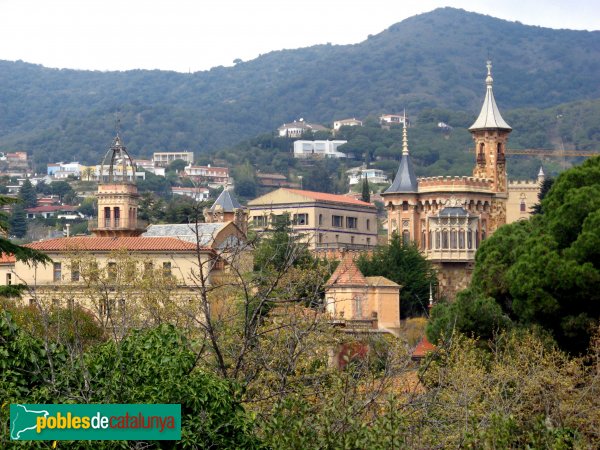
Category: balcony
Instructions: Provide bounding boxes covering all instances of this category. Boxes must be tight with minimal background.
[424,248,476,262]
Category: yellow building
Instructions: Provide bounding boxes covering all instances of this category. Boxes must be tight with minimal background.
[0,133,220,326]
[247,188,378,251]
[324,253,401,335]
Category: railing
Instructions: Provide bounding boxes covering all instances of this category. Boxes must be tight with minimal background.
[424,248,476,262]
[89,218,149,231]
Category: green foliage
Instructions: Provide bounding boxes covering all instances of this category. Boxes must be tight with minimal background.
[361,177,370,203]
[8,204,27,239]
[253,214,312,273]
[356,233,437,318]
[1,8,599,174]
[426,288,512,344]
[166,158,188,173]
[18,179,37,208]
[457,156,600,353]
[48,180,75,202]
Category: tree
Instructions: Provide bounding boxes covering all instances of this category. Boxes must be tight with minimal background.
[361,176,370,203]
[8,204,27,239]
[18,179,37,208]
[0,195,49,264]
[49,180,74,202]
[356,233,438,318]
[166,158,188,173]
[451,156,600,353]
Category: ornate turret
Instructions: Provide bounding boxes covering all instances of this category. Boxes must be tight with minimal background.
[204,189,248,234]
[90,134,145,237]
[470,61,511,194]
[383,111,418,194]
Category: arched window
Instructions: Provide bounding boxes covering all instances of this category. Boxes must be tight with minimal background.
[520,200,526,212]
[435,231,441,249]
[497,143,502,155]
[402,201,409,211]
[421,230,426,249]
[467,230,473,249]
[442,230,449,249]
[428,230,433,250]
[459,231,465,249]
[402,230,410,245]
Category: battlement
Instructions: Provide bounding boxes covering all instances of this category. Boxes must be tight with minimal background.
[418,176,492,193]
[508,179,542,187]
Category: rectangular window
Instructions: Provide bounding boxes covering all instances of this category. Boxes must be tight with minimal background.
[350,236,355,245]
[459,231,465,249]
[71,262,80,282]
[346,217,358,229]
[293,213,308,225]
[53,262,62,281]
[252,216,267,227]
[144,261,154,278]
[318,214,323,226]
[6,273,11,285]
[450,230,457,249]
[163,262,172,277]
[402,230,410,245]
[467,230,473,249]
[366,237,371,246]
[442,230,449,249]
[332,215,343,227]
[107,262,117,282]
[366,219,370,230]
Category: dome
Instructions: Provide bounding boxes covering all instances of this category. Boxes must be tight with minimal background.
[100,134,137,183]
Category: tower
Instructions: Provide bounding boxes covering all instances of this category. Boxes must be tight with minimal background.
[469,61,512,194]
[90,134,144,237]
[204,189,248,234]
[381,112,419,242]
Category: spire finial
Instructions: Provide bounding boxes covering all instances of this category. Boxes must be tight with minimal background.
[402,109,409,156]
[429,283,434,309]
[486,60,493,86]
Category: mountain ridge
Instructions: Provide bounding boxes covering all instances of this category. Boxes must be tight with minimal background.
[0,7,599,167]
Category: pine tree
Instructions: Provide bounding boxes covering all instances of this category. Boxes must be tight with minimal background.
[361,177,370,203]
[19,179,37,208]
[9,204,27,239]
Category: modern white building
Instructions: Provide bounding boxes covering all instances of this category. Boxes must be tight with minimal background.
[379,114,410,126]
[293,140,347,159]
[171,186,210,201]
[152,151,194,167]
[47,162,84,179]
[347,167,390,185]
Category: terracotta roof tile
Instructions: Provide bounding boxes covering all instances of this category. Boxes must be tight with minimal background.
[284,189,373,207]
[25,236,212,253]
[326,253,367,286]
[412,336,436,359]
[0,253,16,264]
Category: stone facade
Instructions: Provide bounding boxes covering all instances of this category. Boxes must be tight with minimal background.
[382,62,541,299]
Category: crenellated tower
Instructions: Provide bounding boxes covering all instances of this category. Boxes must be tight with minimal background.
[469,60,512,194]
[90,134,145,237]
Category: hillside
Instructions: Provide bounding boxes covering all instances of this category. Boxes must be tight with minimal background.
[0,7,599,169]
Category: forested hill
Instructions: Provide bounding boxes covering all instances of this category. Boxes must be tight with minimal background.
[0,7,599,168]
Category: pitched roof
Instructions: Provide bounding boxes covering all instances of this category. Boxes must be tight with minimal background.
[143,223,226,246]
[438,207,470,217]
[469,61,511,132]
[412,336,436,360]
[0,253,16,264]
[365,276,400,288]
[326,253,368,286]
[210,189,242,212]
[25,236,211,252]
[284,189,373,207]
[26,205,78,213]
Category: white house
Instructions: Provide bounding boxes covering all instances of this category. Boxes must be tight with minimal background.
[278,119,329,138]
[333,118,362,131]
[347,167,390,186]
[171,186,210,201]
[293,140,347,159]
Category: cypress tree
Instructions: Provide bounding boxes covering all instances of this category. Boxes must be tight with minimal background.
[19,179,38,208]
[9,204,27,239]
[361,177,370,203]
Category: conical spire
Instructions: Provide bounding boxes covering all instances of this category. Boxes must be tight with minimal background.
[385,111,418,193]
[469,61,511,132]
[210,188,242,212]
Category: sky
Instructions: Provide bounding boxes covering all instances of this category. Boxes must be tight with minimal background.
[0,0,597,73]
